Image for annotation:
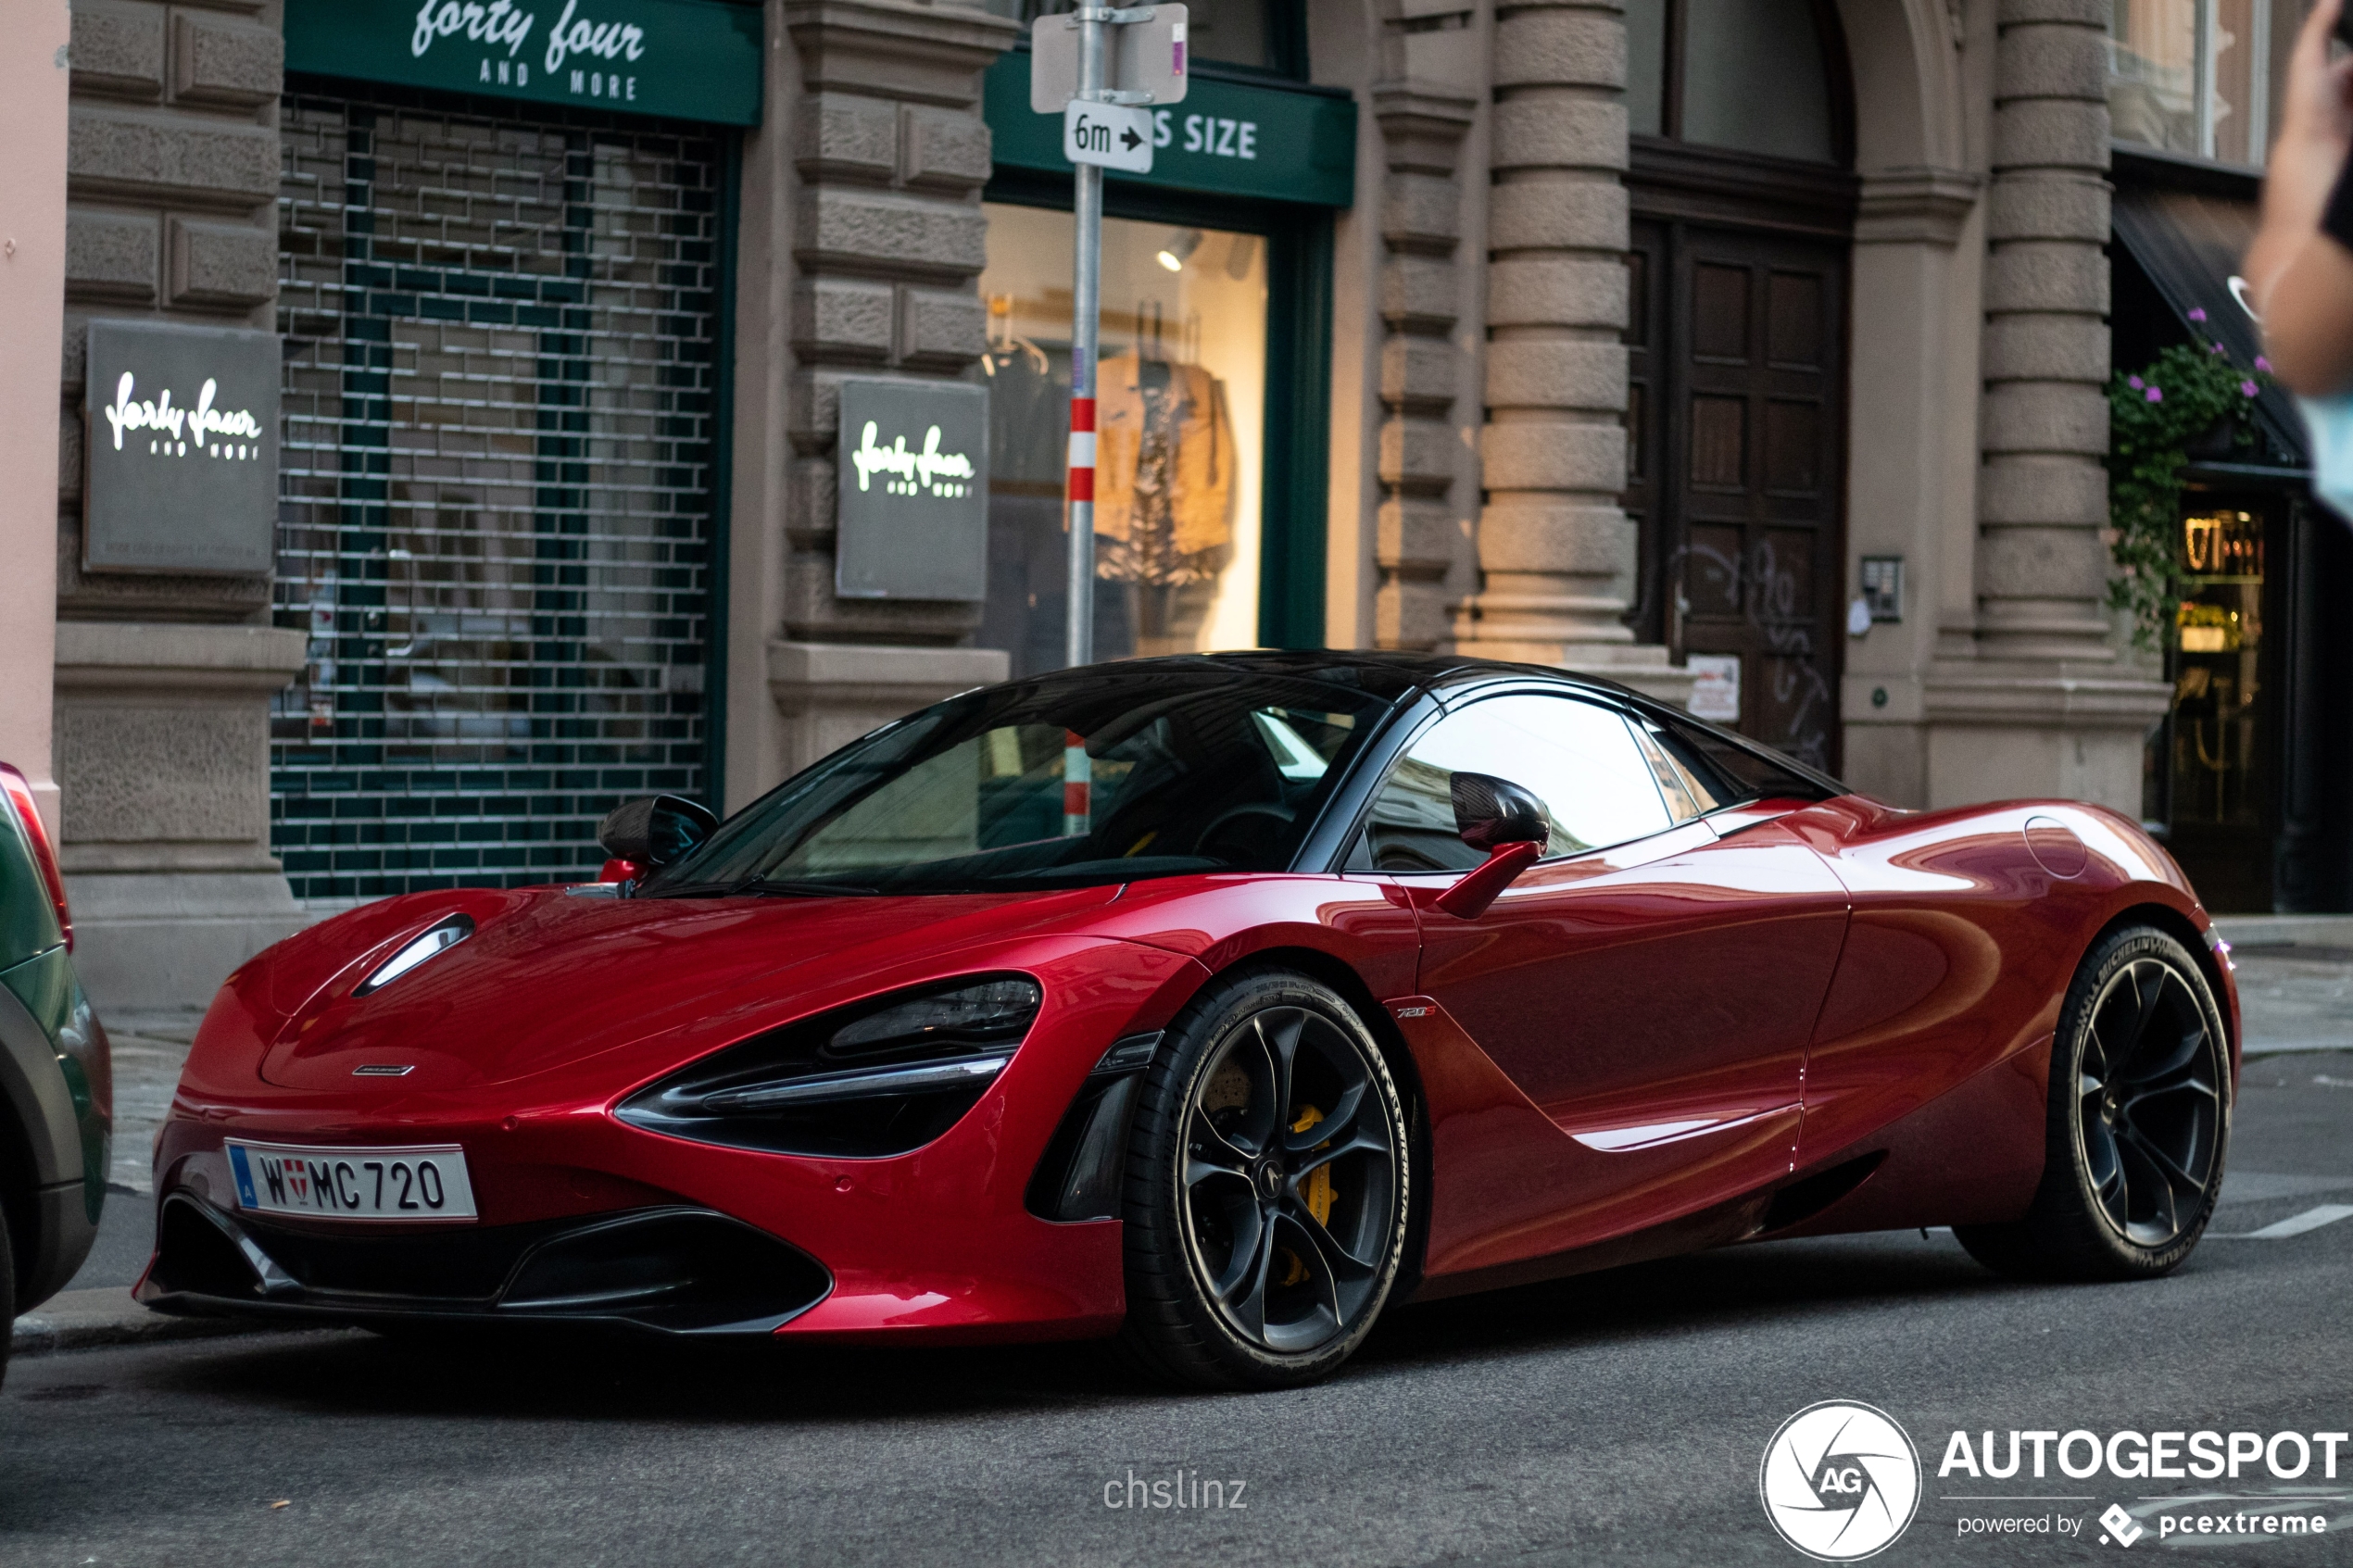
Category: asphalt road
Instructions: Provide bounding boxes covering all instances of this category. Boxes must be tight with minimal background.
[6,1046,2349,1568]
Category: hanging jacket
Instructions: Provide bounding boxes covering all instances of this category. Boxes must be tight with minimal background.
[1093,349,1236,556]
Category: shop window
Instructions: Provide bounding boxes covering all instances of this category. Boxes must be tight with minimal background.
[1626,0,1843,165]
[2108,0,2308,168]
[2157,505,2271,910]
[977,202,1268,677]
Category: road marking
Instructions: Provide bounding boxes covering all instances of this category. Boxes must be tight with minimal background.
[2219,1171,2353,1204]
[2216,1203,2353,1239]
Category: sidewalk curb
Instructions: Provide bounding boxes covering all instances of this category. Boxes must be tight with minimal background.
[11,1288,284,1358]
[2212,914,2353,947]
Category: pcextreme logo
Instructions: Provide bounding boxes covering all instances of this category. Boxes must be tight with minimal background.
[1760,1401,1924,1562]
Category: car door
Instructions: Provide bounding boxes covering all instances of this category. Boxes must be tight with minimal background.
[1364,691,1851,1261]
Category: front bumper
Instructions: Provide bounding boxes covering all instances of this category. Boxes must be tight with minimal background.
[154,936,1196,1342]
[138,1194,832,1336]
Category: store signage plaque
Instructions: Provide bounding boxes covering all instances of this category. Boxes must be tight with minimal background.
[284,0,763,126]
[83,321,280,576]
[836,381,990,603]
[987,52,1355,208]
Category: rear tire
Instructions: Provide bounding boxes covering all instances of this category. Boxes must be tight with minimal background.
[1114,967,1410,1389]
[1956,923,2230,1282]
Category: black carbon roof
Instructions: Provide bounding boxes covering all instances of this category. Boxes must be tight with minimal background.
[1042,648,1643,708]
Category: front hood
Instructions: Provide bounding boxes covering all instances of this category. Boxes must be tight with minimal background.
[256,884,1122,1092]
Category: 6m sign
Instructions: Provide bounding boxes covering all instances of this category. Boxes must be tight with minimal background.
[1063,100,1154,172]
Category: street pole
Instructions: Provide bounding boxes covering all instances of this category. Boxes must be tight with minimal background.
[1064,8,1106,671]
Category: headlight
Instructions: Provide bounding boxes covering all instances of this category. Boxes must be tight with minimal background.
[614,976,1043,1159]
[828,977,1042,1057]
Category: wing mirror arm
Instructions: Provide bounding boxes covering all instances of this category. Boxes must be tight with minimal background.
[1433,839,1541,920]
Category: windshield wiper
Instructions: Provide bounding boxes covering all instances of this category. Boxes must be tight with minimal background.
[731,873,882,897]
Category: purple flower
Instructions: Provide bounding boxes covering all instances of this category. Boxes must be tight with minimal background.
[2242,380,2259,396]
[2146,386,2164,403]
[2189,307,2208,322]
[2210,342,2227,354]
[2257,355,2272,373]
[2129,375,2145,390]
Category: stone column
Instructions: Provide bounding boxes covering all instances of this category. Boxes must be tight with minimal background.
[757,0,1015,779]
[1371,83,1477,650]
[1454,0,1688,703]
[1976,0,2115,662]
[57,0,306,1008]
[1920,0,2165,810]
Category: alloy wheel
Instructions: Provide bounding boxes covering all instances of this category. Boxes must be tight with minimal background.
[2078,957,2224,1248]
[1178,1007,1400,1354]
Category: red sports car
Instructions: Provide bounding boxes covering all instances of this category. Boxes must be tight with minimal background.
[142,653,2238,1387]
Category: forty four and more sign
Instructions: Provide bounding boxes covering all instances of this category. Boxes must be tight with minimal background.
[284,0,763,125]
[411,0,650,99]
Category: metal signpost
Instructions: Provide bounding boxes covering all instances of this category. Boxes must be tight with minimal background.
[1032,3,1187,669]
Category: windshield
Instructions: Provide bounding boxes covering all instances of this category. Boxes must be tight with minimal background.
[644,671,1391,897]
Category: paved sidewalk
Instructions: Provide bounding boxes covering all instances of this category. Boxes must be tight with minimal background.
[102,1007,204,1196]
[2211,914,2353,1057]
[18,919,2350,1362]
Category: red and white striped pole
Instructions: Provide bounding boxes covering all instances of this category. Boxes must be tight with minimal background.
[1062,728,1091,838]
[1065,387,1096,668]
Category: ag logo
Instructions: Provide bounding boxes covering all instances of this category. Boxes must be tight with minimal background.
[1758,1400,1922,1562]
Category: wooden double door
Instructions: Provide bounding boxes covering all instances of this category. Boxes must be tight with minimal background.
[1626,209,1850,774]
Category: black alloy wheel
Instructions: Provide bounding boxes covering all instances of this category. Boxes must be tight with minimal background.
[1957,924,2230,1281]
[1118,969,1410,1388]
[2077,954,2226,1246]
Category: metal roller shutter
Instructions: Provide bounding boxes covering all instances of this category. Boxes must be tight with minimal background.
[273,84,722,903]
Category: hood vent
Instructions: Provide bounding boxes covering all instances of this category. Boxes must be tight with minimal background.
[354,914,476,997]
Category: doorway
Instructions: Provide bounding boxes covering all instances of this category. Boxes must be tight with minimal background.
[2156,495,2281,912]
[1622,0,1856,773]
[1626,201,1852,773]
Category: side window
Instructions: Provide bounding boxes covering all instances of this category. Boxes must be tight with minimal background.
[1649,713,1833,808]
[1355,696,1675,872]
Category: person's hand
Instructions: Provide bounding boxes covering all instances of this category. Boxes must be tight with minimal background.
[2262,0,2353,246]
[2245,0,2353,392]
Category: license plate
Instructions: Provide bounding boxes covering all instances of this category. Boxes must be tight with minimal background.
[225,1140,478,1222]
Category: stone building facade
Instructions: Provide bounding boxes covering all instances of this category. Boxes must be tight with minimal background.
[54,0,308,1007]
[2,0,2325,1009]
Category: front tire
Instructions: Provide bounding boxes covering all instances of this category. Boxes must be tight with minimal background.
[1957,923,2230,1282]
[1115,968,1410,1389]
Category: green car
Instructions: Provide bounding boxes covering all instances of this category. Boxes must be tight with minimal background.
[0,763,109,1384]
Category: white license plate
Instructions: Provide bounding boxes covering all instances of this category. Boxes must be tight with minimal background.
[226,1140,478,1222]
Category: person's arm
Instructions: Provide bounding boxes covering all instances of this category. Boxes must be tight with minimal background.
[2248,0,2353,395]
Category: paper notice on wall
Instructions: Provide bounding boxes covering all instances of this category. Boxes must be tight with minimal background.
[1686,654,1742,722]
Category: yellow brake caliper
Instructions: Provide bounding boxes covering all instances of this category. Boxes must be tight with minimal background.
[1276,1106,1334,1287]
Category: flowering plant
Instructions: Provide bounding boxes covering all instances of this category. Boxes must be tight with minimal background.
[2105,310,2272,647]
